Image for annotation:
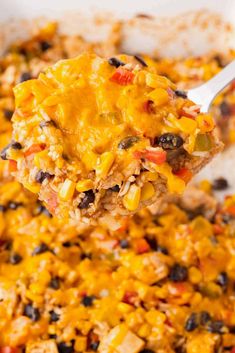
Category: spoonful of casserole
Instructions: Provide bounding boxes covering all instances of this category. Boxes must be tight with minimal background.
[2,53,228,222]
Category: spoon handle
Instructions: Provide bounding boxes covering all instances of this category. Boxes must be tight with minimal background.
[188,60,235,112]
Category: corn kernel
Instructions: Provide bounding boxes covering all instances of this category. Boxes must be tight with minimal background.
[123,184,141,211]
[117,302,133,314]
[196,114,214,132]
[29,282,45,295]
[155,164,185,194]
[145,310,166,326]
[148,88,169,106]
[96,152,115,179]
[33,150,50,169]
[140,182,155,202]
[175,116,197,133]
[137,323,151,338]
[146,73,176,90]
[189,267,203,284]
[76,179,94,192]
[74,337,87,352]
[199,180,211,193]
[59,179,76,201]
[143,171,158,181]
[24,182,40,194]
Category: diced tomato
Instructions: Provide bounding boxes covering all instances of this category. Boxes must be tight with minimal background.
[135,238,150,254]
[8,160,17,172]
[116,217,129,232]
[110,67,134,85]
[230,347,235,353]
[0,348,19,353]
[226,205,235,217]
[174,168,192,183]
[213,224,223,235]
[122,291,138,305]
[134,149,166,165]
[24,144,46,157]
[143,100,155,114]
[169,282,187,296]
[164,318,173,327]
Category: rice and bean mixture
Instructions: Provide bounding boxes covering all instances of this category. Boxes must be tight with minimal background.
[0,22,235,353]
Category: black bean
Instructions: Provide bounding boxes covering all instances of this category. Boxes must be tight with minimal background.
[222,213,233,224]
[81,295,95,307]
[78,190,95,209]
[157,245,168,255]
[23,304,40,322]
[155,133,184,150]
[169,264,188,282]
[11,141,22,150]
[200,311,211,326]
[49,310,60,322]
[175,90,188,98]
[0,141,22,160]
[49,277,60,290]
[134,55,148,67]
[8,201,23,210]
[57,342,74,353]
[185,313,198,332]
[9,252,22,265]
[219,101,231,116]
[32,242,49,255]
[34,203,52,217]
[90,341,100,351]
[207,320,225,334]
[120,239,129,249]
[212,177,229,191]
[49,334,57,339]
[139,350,155,353]
[213,55,224,68]
[35,170,53,183]
[80,253,92,260]
[145,237,158,251]
[40,41,52,52]
[0,205,6,212]
[0,145,10,160]
[108,57,125,68]
[49,277,60,289]
[3,109,13,120]
[109,185,120,192]
[20,72,31,82]
[62,241,72,248]
[118,136,140,150]
[216,272,228,288]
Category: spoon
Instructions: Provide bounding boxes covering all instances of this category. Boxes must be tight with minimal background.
[188,60,235,112]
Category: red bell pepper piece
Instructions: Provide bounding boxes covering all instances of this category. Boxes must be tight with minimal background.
[135,238,150,254]
[174,168,192,183]
[0,348,19,353]
[24,144,46,157]
[110,68,134,85]
[134,149,166,165]
[8,160,17,172]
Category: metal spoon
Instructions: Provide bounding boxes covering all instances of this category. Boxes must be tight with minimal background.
[188,60,235,112]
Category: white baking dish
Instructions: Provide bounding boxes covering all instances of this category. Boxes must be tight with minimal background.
[0,0,235,196]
